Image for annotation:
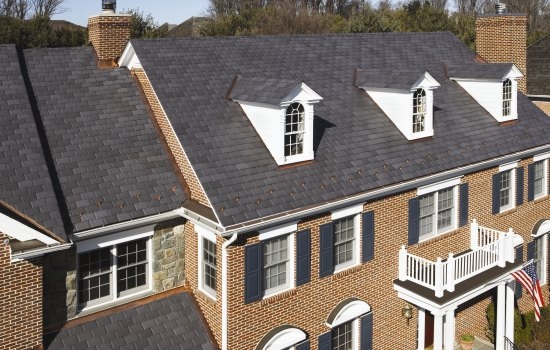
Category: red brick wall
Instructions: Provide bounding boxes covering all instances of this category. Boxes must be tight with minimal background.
[222,159,550,349]
[476,15,527,93]
[0,234,43,350]
[534,101,550,116]
[88,14,131,63]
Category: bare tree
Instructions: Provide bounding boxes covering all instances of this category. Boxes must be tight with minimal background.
[31,0,64,17]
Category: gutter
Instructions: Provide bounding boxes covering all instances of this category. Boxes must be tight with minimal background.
[11,242,73,261]
[221,232,238,350]
[71,209,183,242]
[219,143,550,237]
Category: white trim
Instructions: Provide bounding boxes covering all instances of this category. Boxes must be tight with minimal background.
[499,167,516,213]
[259,221,298,241]
[534,235,547,286]
[533,152,550,162]
[76,225,154,253]
[418,186,458,242]
[197,229,217,300]
[331,203,363,220]
[222,233,238,350]
[533,159,548,200]
[327,300,371,327]
[0,212,59,246]
[499,161,518,172]
[417,176,461,196]
[533,220,550,237]
[261,328,307,350]
[333,214,361,273]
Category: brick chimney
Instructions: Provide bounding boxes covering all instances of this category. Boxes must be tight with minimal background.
[475,4,527,93]
[88,1,131,67]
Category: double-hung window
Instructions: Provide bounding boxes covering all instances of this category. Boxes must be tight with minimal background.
[492,162,522,214]
[320,299,372,350]
[196,226,218,299]
[418,187,455,241]
[534,235,547,285]
[333,216,356,270]
[284,102,305,157]
[263,235,290,294]
[78,236,150,309]
[529,154,549,201]
[412,88,426,133]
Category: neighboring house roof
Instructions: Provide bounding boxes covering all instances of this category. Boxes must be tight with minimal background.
[445,62,517,80]
[164,17,210,38]
[0,44,66,238]
[22,47,185,233]
[44,292,215,349]
[0,44,185,238]
[527,34,550,96]
[354,69,430,89]
[129,32,550,228]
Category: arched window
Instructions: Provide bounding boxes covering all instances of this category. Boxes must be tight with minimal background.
[412,89,426,133]
[256,325,307,350]
[285,103,305,157]
[503,79,512,117]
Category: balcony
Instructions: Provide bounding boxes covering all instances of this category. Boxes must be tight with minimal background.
[397,219,522,298]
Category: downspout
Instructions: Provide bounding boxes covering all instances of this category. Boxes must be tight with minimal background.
[222,232,238,350]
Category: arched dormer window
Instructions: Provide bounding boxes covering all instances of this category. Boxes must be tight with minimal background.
[284,102,305,157]
[413,88,427,133]
[503,79,512,117]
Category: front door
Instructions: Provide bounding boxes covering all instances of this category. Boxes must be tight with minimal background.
[424,312,434,347]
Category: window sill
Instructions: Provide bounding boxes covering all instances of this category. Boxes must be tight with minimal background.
[534,195,549,204]
[497,207,517,216]
[198,287,217,302]
[417,228,459,247]
[330,264,362,281]
[77,289,153,317]
[261,288,296,306]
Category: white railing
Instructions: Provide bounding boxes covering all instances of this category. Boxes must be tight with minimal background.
[470,218,514,249]
[399,221,516,298]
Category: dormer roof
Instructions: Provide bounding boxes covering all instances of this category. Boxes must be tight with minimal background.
[227,76,322,105]
[446,62,523,80]
[355,69,440,90]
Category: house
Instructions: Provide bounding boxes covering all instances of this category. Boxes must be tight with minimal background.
[526,32,550,115]
[163,16,211,37]
[1,3,549,350]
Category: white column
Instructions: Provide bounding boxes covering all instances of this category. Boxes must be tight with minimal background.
[496,282,506,349]
[417,307,425,350]
[444,308,456,350]
[433,311,444,350]
[506,281,515,344]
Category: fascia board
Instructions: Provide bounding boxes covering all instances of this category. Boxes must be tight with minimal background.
[412,71,441,89]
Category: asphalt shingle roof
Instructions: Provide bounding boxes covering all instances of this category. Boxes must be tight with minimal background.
[446,62,515,80]
[0,44,66,238]
[44,292,215,350]
[355,69,429,89]
[527,34,550,95]
[228,76,301,105]
[130,32,550,228]
[20,47,185,234]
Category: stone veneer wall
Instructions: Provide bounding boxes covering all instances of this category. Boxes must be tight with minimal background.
[0,234,43,350]
[43,219,186,331]
[221,157,550,349]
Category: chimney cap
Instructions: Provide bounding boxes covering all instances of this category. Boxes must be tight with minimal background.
[102,0,116,14]
[495,3,506,14]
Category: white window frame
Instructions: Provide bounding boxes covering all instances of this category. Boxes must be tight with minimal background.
[258,222,297,298]
[416,178,461,242]
[260,327,307,350]
[77,228,153,311]
[533,159,548,200]
[331,320,358,350]
[326,300,370,350]
[196,225,218,300]
[332,214,360,273]
[534,234,547,286]
[498,162,518,213]
[412,88,427,133]
[503,79,512,117]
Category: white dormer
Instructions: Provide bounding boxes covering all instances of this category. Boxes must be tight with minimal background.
[355,69,441,141]
[227,76,323,166]
[446,63,523,123]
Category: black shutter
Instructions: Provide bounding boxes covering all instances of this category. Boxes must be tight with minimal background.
[408,198,419,245]
[362,211,374,263]
[360,312,373,350]
[319,223,334,277]
[515,245,523,299]
[459,183,469,227]
[527,240,535,261]
[516,167,524,206]
[244,243,263,303]
[296,229,311,286]
[318,332,331,350]
[528,163,535,201]
[492,173,501,214]
[296,340,310,350]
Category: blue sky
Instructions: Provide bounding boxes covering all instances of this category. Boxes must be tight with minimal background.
[52,0,211,26]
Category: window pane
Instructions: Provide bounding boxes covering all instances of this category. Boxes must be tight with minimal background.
[284,103,305,156]
[117,238,148,295]
[413,89,426,133]
[78,247,111,304]
[534,236,546,283]
[203,238,217,292]
[437,188,454,230]
[500,171,511,208]
[419,193,435,236]
[263,236,289,291]
[534,161,545,197]
[333,217,355,266]
[332,322,353,350]
[503,79,512,116]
